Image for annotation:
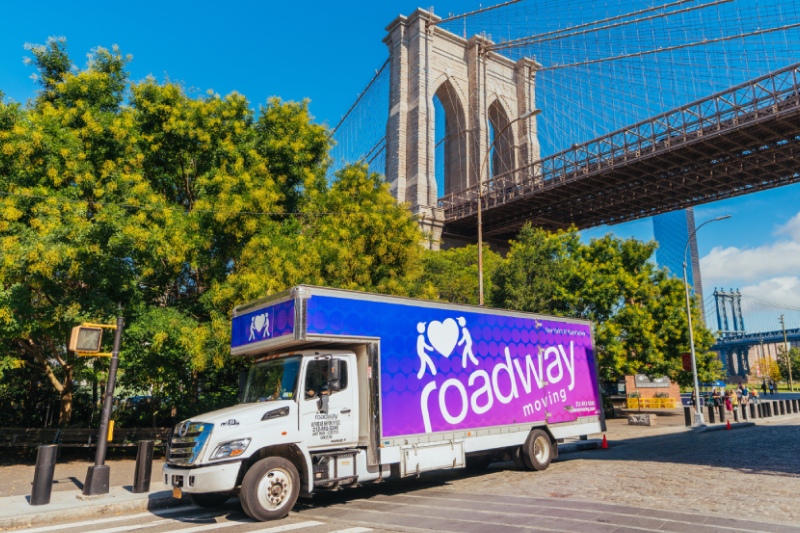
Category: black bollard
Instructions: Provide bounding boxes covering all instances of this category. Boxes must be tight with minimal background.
[708,404,716,423]
[742,405,748,421]
[749,403,757,419]
[780,401,786,415]
[733,408,739,422]
[766,403,773,417]
[31,444,58,506]
[132,440,154,494]
[684,406,693,426]
[794,399,799,414]
[718,404,726,423]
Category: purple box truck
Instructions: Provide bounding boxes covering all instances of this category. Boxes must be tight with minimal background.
[164,285,605,520]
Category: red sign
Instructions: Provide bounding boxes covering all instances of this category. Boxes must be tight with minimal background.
[681,353,692,372]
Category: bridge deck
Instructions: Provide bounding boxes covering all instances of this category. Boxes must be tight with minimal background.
[442,63,800,241]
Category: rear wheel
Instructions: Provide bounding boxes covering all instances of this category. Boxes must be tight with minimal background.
[512,446,528,470]
[522,429,553,471]
[189,492,231,508]
[240,457,300,521]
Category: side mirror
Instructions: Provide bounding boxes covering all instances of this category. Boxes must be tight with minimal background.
[328,359,342,392]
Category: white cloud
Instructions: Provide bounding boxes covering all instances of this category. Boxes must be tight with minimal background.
[701,240,800,284]
[776,212,800,241]
[739,277,800,308]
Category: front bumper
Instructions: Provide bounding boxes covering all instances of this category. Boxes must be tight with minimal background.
[163,461,242,493]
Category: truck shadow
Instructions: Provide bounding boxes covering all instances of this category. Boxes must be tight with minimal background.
[568,421,800,477]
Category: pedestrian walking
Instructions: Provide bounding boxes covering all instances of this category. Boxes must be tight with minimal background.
[712,387,722,407]
[735,385,744,406]
[724,390,733,412]
[750,388,759,405]
[769,380,776,395]
[762,381,768,396]
[741,384,749,406]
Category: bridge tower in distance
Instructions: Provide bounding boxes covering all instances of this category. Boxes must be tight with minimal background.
[384,9,541,249]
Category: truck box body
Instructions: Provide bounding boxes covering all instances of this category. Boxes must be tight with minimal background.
[166,286,604,520]
[231,286,602,443]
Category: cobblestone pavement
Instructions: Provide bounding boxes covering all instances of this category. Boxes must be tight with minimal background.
[435,412,800,525]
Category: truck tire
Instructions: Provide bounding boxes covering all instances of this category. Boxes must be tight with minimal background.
[522,429,553,471]
[240,457,300,521]
[189,492,231,508]
[512,446,528,470]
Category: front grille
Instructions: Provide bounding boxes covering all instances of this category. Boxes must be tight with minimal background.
[167,422,213,465]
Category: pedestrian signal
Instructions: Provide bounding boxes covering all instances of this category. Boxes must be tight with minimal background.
[69,324,115,356]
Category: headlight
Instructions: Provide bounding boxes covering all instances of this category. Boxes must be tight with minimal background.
[210,438,251,460]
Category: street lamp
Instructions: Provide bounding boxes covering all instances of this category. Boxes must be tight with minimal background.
[683,214,731,426]
[477,108,541,305]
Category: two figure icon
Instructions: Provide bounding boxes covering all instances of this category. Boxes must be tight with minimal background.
[416,317,479,379]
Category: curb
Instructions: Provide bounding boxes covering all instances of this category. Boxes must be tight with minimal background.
[0,489,191,531]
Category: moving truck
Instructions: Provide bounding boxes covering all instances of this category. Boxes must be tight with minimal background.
[163,285,604,520]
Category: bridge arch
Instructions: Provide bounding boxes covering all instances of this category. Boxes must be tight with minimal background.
[384,8,540,248]
[432,78,469,199]
[487,98,516,180]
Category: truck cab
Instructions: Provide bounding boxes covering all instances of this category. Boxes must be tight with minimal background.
[163,348,384,520]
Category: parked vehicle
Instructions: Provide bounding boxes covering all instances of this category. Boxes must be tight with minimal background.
[163,285,605,520]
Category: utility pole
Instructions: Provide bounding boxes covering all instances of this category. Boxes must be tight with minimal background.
[780,314,793,391]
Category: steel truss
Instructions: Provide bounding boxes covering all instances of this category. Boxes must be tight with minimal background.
[441,62,800,241]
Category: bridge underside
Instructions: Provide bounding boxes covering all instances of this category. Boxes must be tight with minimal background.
[443,99,800,243]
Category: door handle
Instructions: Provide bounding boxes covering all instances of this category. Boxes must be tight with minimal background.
[341,408,351,414]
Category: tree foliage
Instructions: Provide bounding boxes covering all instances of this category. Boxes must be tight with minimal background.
[0,38,425,426]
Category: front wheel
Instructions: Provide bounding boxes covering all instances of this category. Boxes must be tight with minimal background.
[522,429,553,471]
[240,457,300,521]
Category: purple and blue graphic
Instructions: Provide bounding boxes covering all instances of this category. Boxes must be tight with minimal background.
[231,300,295,349]
[305,296,601,438]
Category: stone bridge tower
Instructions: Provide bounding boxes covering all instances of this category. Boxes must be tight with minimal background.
[384,8,541,248]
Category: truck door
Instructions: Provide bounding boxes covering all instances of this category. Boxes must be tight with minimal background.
[299,355,357,448]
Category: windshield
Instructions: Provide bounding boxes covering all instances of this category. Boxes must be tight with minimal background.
[242,356,301,403]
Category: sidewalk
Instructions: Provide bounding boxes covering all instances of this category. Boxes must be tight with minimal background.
[0,408,759,530]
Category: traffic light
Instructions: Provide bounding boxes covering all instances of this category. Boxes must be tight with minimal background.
[69,324,115,356]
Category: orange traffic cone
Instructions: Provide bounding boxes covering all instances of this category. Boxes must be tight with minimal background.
[601,434,609,449]
[726,420,732,430]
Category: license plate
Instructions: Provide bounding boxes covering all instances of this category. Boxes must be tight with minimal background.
[172,487,182,499]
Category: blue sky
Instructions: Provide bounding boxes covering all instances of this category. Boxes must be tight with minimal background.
[2,1,799,320]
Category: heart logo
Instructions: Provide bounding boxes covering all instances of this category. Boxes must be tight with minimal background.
[253,313,267,333]
[427,318,459,358]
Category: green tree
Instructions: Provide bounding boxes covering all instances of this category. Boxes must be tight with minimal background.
[777,346,800,388]
[416,244,503,305]
[1,39,427,426]
[0,40,151,425]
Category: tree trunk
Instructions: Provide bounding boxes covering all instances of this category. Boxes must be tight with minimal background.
[59,384,73,427]
[58,367,74,427]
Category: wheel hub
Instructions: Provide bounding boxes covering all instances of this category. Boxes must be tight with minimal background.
[262,470,290,507]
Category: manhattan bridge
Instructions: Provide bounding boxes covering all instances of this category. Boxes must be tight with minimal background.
[329,0,800,379]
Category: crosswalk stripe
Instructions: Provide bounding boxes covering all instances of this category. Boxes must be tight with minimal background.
[86,520,171,533]
[17,506,197,533]
[249,521,325,532]
[327,528,372,533]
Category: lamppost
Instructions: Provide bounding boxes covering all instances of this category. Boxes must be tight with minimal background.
[477,108,541,305]
[683,214,730,426]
